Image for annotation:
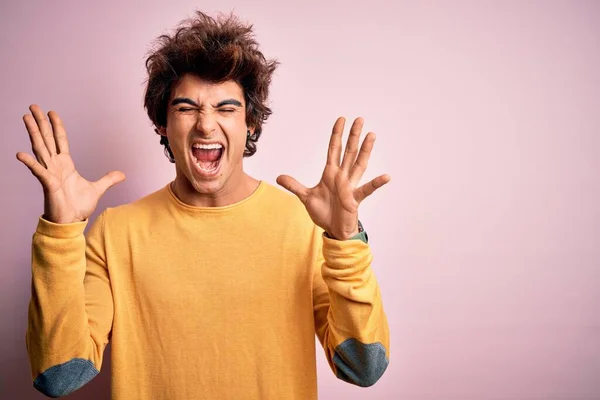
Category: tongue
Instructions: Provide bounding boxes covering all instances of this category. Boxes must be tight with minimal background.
[193,148,222,162]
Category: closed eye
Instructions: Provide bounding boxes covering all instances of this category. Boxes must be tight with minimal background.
[177,107,197,112]
[220,108,236,113]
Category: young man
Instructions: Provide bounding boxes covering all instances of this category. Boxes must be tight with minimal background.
[18,11,391,400]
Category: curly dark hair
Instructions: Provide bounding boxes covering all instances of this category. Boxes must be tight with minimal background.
[143,11,279,162]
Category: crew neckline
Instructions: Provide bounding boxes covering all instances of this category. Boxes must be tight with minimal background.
[165,180,267,214]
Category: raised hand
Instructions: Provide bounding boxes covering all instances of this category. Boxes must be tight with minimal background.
[16,105,126,224]
[276,117,390,240]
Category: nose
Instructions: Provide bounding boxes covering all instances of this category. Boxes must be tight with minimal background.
[195,109,217,136]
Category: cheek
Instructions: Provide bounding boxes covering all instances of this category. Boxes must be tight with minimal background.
[233,133,248,156]
[167,119,194,145]
[171,116,194,132]
[223,120,248,154]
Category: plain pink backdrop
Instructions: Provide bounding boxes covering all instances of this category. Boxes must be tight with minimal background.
[1,1,599,399]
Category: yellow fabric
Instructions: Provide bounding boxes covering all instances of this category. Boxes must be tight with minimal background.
[26,181,389,399]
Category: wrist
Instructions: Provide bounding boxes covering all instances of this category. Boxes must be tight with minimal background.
[325,230,358,241]
[324,220,367,242]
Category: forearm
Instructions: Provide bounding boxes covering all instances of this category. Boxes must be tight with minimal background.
[26,215,113,397]
[321,235,389,344]
[317,234,390,387]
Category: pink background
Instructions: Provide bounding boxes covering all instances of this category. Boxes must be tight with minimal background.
[1,1,599,399]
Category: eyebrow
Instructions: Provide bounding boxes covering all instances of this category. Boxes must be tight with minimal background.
[170,98,243,108]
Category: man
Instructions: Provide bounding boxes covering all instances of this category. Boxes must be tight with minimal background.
[18,10,391,399]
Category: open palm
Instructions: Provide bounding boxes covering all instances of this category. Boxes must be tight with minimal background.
[16,105,125,224]
[277,117,390,240]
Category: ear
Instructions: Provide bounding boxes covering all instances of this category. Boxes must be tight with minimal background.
[157,126,167,136]
[248,126,255,136]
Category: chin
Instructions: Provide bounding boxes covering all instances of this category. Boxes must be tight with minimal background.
[190,177,225,195]
[187,166,225,194]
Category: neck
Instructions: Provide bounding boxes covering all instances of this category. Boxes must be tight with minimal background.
[171,171,260,208]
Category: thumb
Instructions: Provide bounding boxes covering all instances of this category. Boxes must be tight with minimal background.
[276,174,308,203]
[93,170,126,196]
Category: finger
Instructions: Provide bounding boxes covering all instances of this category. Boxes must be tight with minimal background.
[276,175,309,203]
[340,117,364,172]
[16,152,52,186]
[23,113,51,166]
[327,117,345,167]
[48,110,70,155]
[93,171,126,196]
[30,104,57,157]
[355,174,391,203]
[349,132,376,186]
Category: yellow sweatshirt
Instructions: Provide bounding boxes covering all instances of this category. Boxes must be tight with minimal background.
[26,181,389,399]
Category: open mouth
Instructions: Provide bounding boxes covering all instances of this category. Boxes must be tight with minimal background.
[191,143,224,174]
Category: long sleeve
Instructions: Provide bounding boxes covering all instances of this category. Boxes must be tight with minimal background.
[312,230,390,387]
[26,210,113,398]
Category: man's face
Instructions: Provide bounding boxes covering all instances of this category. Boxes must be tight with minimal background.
[160,74,252,196]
